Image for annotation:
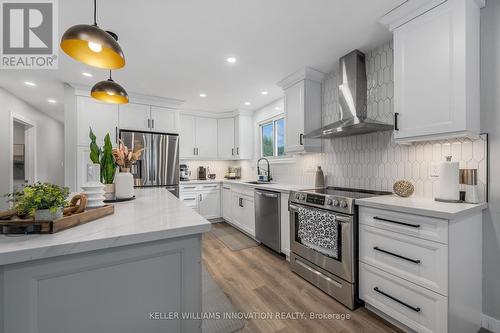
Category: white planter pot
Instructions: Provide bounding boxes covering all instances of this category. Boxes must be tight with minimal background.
[35,208,63,222]
[115,170,134,199]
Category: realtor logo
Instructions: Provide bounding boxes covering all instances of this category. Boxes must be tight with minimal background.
[1,0,58,69]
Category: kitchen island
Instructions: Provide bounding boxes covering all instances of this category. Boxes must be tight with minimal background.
[0,188,211,333]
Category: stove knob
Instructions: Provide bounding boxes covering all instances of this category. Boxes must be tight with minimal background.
[300,194,306,200]
[340,201,348,208]
[326,199,333,205]
[333,199,339,207]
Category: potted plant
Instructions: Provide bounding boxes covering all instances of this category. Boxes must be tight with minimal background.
[101,133,117,200]
[5,182,69,221]
[112,141,143,199]
[88,127,102,184]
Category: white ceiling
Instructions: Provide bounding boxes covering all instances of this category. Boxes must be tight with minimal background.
[0,0,403,122]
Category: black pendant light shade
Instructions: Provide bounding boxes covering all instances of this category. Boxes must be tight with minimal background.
[91,71,129,104]
[60,0,125,69]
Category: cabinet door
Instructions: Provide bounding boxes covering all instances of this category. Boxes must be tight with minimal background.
[393,1,472,142]
[77,96,119,146]
[222,186,232,221]
[234,115,253,160]
[284,81,305,153]
[118,103,150,131]
[199,189,221,219]
[151,106,179,134]
[239,195,255,236]
[195,117,218,159]
[180,193,199,212]
[179,115,196,158]
[218,118,235,159]
[230,192,243,229]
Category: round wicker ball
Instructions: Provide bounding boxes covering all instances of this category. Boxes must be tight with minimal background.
[393,180,414,197]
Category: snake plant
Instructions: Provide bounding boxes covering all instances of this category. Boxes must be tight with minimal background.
[100,134,116,184]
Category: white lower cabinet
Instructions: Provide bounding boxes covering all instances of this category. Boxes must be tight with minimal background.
[358,205,483,333]
[222,185,232,222]
[180,183,220,219]
[360,262,447,333]
[230,192,255,237]
[198,188,221,219]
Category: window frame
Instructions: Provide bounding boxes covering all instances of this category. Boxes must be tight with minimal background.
[258,115,286,159]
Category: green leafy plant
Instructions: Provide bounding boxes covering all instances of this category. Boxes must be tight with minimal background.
[4,182,69,216]
[100,133,116,184]
[89,127,101,164]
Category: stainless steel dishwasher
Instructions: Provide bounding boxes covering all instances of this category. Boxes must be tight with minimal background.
[254,189,281,253]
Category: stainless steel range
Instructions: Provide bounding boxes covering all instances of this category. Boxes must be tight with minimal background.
[289,187,391,309]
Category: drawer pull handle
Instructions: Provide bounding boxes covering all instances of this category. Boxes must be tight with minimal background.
[182,186,196,189]
[374,287,421,313]
[373,246,421,264]
[373,216,420,228]
[183,198,196,201]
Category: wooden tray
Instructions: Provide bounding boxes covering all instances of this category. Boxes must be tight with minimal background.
[0,205,114,234]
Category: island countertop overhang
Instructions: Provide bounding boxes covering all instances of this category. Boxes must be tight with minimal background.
[0,188,211,266]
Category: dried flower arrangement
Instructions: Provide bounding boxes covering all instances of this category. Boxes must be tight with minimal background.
[112,140,144,171]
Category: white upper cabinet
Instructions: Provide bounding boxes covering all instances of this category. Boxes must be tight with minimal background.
[179,115,197,158]
[179,114,218,159]
[119,104,179,133]
[218,118,235,159]
[151,106,179,133]
[277,67,323,154]
[119,103,150,131]
[195,117,218,159]
[234,114,253,160]
[77,96,119,146]
[386,0,482,143]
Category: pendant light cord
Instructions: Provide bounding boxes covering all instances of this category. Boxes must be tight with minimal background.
[93,0,97,25]
[109,70,112,81]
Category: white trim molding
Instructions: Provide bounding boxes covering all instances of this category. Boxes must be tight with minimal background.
[482,314,500,333]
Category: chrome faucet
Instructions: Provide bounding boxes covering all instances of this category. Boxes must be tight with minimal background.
[257,158,272,182]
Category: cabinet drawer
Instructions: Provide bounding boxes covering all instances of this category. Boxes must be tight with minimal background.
[360,224,448,295]
[198,183,220,191]
[180,183,221,192]
[359,207,448,244]
[180,184,199,192]
[360,263,447,333]
[180,195,198,209]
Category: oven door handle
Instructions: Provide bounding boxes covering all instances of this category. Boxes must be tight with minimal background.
[288,204,351,223]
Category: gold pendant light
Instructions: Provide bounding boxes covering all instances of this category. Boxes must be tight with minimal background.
[60,0,125,69]
[91,70,129,104]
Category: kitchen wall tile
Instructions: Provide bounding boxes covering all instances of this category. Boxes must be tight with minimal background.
[266,41,487,201]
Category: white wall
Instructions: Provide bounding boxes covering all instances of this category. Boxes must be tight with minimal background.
[480,0,500,323]
[0,88,64,209]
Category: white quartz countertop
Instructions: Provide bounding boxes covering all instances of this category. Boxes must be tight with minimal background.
[356,195,488,219]
[180,179,312,193]
[0,188,211,266]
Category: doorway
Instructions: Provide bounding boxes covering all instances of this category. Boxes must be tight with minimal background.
[10,113,37,193]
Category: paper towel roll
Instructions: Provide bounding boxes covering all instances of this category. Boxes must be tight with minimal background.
[435,156,460,201]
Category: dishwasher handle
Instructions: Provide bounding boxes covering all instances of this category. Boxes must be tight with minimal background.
[255,191,279,198]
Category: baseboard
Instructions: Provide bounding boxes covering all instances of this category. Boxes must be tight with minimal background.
[482,314,500,333]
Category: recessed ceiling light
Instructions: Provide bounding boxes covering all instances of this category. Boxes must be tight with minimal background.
[261,91,268,95]
[244,102,251,106]
[82,72,93,77]
[24,81,36,87]
[199,93,207,98]
[47,99,57,104]
[226,57,237,64]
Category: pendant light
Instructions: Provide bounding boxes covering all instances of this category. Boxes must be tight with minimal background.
[60,0,125,69]
[91,70,129,104]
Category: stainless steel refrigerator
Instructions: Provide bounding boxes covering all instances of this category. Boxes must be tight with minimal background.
[120,130,179,197]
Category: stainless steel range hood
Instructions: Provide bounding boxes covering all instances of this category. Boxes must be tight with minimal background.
[304,50,393,139]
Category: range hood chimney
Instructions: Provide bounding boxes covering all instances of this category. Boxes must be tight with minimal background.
[304,50,393,139]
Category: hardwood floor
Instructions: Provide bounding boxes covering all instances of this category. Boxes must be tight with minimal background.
[202,223,402,333]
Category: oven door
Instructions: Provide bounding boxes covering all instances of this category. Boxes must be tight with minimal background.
[289,203,355,283]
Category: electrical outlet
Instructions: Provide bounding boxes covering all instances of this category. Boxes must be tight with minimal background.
[430,162,440,177]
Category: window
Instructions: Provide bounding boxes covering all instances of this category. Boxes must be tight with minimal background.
[260,117,285,157]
